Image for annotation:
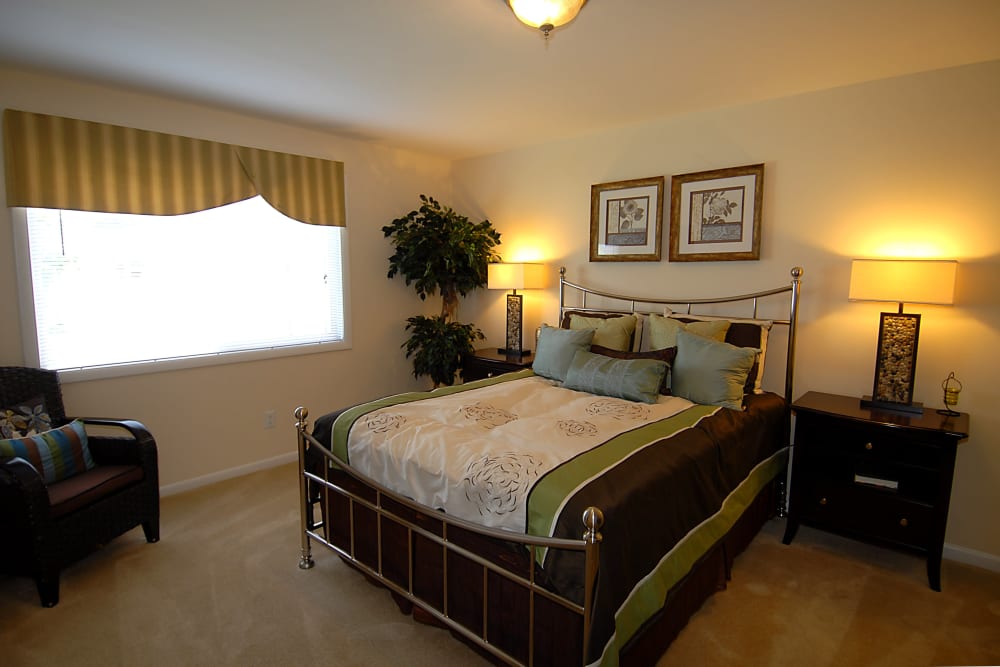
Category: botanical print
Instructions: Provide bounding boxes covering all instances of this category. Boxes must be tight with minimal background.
[668,164,763,262]
[364,412,406,434]
[463,452,543,517]
[590,176,664,261]
[688,187,745,244]
[605,196,649,246]
[461,402,519,429]
[557,419,599,437]
[585,399,650,421]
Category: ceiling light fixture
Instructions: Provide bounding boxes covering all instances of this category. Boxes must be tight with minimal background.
[506,0,588,39]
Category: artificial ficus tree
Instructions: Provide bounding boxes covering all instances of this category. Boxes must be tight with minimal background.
[383,195,502,386]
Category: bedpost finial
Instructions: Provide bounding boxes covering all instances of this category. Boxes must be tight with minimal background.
[294,406,309,431]
[560,266,566,277]
[583,506,604,543]
[791,266,803,280]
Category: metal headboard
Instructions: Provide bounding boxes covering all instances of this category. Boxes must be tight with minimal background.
[558,267,804,404]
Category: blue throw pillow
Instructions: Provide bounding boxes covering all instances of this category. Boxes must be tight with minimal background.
[533,325,595,382]
[563,350,668,404]
[671,330,758,410]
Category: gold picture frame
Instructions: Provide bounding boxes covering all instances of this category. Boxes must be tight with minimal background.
[669,163,764,262]
[589,176,665,262]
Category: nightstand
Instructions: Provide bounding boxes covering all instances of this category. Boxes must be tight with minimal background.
[782,391,969,591]
[461,348,534,382]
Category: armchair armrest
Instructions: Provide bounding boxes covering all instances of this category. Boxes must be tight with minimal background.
[1,455,45,486]
[0,455,51,531]
[71,418,158,471]
[73,417,155,444]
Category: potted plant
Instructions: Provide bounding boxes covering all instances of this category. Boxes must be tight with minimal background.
[383,195,502,387]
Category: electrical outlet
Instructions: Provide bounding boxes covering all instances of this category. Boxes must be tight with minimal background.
[263,409,276,429]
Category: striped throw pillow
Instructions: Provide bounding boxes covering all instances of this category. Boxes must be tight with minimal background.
[0,419,95,484]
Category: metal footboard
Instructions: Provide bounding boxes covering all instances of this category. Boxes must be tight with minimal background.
[295,407,603,666]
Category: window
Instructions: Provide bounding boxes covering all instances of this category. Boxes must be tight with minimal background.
[15,196,349,378]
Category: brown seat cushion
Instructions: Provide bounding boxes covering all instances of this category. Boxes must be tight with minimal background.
[47,464,144,518]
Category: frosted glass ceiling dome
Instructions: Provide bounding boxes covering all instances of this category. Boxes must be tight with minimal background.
[506,0,588,38]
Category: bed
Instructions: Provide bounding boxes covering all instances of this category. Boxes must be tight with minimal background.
[295,266,803,666]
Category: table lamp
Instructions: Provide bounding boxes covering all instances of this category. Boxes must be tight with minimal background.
[848,258,957,414]
[487,263,547,357]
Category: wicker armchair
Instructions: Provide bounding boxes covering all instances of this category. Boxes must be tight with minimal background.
[0,366,159,607]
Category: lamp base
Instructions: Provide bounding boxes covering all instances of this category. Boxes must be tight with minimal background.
[860,396,924,415]
[497,348,531,357]
[504,293,525,357]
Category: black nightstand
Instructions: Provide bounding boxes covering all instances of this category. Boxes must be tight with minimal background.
[461,348,534,382]
[782,391,969,591]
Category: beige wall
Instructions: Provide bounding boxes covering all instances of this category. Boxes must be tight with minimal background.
[453,61,1000,562]
[0,67,447,490]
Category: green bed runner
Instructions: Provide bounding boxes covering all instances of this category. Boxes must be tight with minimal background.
[525,402,718,539]
[591,446,789,667]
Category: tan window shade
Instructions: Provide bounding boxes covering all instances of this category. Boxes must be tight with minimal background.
[235,146,345,227]
[2,109,345,227]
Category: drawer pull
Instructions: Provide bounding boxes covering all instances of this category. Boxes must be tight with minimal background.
[819,497,828,506]
[864,442,873,451]
[487,372,495,378]
[899,518,908,528]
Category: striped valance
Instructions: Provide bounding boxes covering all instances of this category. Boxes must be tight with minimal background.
[2,109,346,226]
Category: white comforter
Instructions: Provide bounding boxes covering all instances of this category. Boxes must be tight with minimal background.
[347,376,694,533]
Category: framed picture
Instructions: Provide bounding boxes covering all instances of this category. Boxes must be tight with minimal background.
[590,176,665,262]
[669,163,764,262]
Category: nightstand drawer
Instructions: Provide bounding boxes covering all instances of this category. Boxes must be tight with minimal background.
[461,350,534,382]
[462,358,516,381]
[798,481,933,549]
[799,413,944,469]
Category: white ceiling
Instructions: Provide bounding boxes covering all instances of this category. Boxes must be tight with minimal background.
[1,0,999,159]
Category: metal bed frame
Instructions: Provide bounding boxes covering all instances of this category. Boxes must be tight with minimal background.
[295,266,803,666]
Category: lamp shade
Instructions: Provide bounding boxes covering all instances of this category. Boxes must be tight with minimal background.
[488,263,548,291]
[507,0,587,31]
[848,259,957,305]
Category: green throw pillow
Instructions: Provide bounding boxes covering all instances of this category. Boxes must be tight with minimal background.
[671,330,758,410]
[0,419,95,484]
[648,314,730,349]
[569,314,637,352]
[563,350,668,404]
[533,325,596,382]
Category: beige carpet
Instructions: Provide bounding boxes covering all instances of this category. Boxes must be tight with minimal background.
[1,463,998,666]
